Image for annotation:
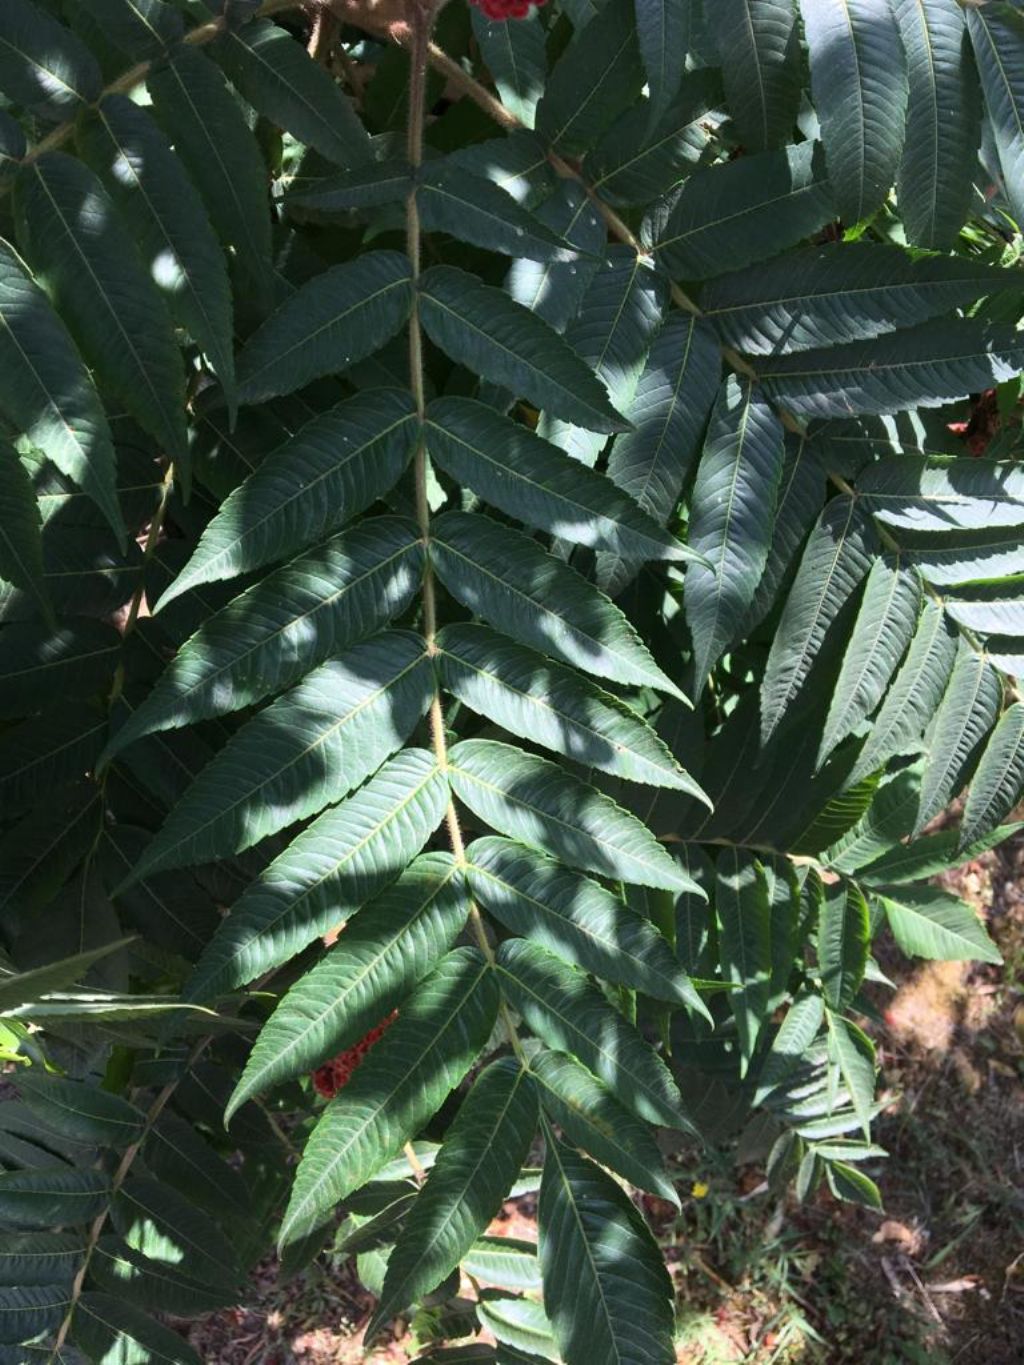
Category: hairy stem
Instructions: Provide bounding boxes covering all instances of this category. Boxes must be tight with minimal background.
[404,2,526,1058]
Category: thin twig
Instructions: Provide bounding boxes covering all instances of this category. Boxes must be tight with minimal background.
[404,1,526,1060]
[49,1036,213,1360]
[11,0,301,183]
[403,1141,428,1182]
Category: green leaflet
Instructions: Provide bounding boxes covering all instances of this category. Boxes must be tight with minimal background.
[606,313,720,527]
[496,939,691,1130]
[634,0,693,129]
[600,312,721,593]
[226,853,467,1120]
[0,1283,67,1346]
[703,243,1015,355]
[367,1060,538,1337]
[787,764,882,858]
[764,855,799,1011]
[449,739,700,892]
[77,0,183,59]
[685,376,785,687]
[143,1112,252,1234]
[104,516,423,757]
[528,1049,679,1204]
[183,748,448,1000]
[471,9,547,127]
[856,823,1023,886]
[0,527,141,626]
[799,0,907,224]
[914,644,1002,835]
[147,45,273,291]
[418,163,570,261]
[752,990,825,1106]
[506,179,606,331]
[895,0,980,248]
[959,703,1024,851]
[938,583,1024,636]
[826,1161,882,1209]
[541,245,669,467]
[760,321,1024,417]
[479,1294,559,1361]
[90,1238,236,1317]
[442,129,555,204]
[825,1013,876,1139]
[16,1073,143,1147]
[859,456,1024,532]
[836,768,918,871]
[0,440,45,606]
[967,2,1024,228]
[673,843,715,975]
[425,397,689,563]
[987,638,1024,677]
[715,0,802,152]
[112,1176,242,1288]
[760,497,876,743]
[430,511,685,698]
[715,848,771,1075]
[285,158,413,216]
[75,1292,202,1364]
[418,266,627,434]
[125,631,435,879]
[586,69,721,206]
[0,0,101,119]
[539,1137,675,1365]
[653,141,834,280]
[0,939,133,1013]
[463,1237,542,1291]
[15,154,189,471]
[156,390,418,606]
[535,0,644,155]
[0,1233,83,1288]
[0,238,124,545]
[436,623,703,793]
[899,525,1024,588]
[0,620,121,719]
[280,948,499,1249]
[102,827,219,962]
[467,836,707,1008]
[0,109,25,179]
[0,1168,110,1229]
[875,885,1002,964]
[0,783,103,921]
[212,19,372,168]
[76,96,236,414]
[817,881,869,1012]
[741,432,824,634]
[847,598,958,784]
[236,252,414,404]
[817,558,922,767]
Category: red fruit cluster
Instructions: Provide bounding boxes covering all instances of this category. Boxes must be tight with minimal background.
[311,1010,398,1099]
[947,387,1000,457]
[469,0,547,22]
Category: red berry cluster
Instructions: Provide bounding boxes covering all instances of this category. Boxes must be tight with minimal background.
[311,1010,398,1099]
[469,0,547,22]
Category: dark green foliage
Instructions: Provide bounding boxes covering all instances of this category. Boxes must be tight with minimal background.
[0,2,1020,1363]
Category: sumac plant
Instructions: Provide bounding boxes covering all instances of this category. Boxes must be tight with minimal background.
[0,0,1022,1360]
